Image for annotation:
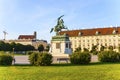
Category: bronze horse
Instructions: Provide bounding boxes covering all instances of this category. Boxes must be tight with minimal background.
[50,15,68,35]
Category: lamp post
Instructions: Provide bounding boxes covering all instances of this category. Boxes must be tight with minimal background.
[13,48,15,64]
[13,48,14,57]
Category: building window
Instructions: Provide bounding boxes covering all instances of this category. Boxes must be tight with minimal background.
[109,39,111,42]
[88,44,89,47]
[105,39,107,42]
[87,40,89,42]
[105,43,107,46]
[83,45,85,47]
[69,43,71,48]
[83,40,85,42]
[75,45,76,48]
[119,44,120,47]
[114,39,116,42]
[66,43,69,48]
[56,43,60,49]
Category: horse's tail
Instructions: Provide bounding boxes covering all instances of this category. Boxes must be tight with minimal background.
[50,28,54,33]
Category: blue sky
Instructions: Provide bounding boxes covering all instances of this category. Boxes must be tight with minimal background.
[0,0,120,43]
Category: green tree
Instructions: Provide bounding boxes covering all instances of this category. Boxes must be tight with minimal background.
[10,42,16,51]
[100,45,105,51]
[5,43,12,51]
[0,41,35,52]
[90,45,98,55]
[0,41,6,51]
[15,43,24,51]
[25,45,35,51]
[108,46,114,51]
[74,46,81,52]
[38,44,44,52]
[83,48,89,52]
[45,45,50,52]
[0,41,12,51]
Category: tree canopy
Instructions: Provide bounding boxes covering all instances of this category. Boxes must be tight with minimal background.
[38,44,44,52]
[0,41,35,51]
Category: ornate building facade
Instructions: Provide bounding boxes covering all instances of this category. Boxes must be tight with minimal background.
[59,27,120,52]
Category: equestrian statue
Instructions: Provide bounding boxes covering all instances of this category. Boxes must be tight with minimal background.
[50,15,68,35]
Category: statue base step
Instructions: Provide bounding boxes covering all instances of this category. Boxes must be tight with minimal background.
[51,53,69,57]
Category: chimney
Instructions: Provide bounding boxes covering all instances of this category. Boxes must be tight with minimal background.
[34,31,37,40]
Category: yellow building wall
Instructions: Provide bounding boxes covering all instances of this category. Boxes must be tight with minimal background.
[69,34,120,52]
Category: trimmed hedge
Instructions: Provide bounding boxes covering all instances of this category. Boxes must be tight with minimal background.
[70,52,91,64]
[0,53,13,65]
[98,51,120,62]
[29,52,53,66]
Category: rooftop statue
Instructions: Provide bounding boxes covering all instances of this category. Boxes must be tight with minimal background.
[50,15,68,35]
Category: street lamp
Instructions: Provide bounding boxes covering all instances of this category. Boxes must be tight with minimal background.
[13,48,15,64]
[13,48,14,57]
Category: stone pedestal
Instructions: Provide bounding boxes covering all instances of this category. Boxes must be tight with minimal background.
[50,34,72,57]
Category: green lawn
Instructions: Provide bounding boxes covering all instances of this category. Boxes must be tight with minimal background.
[1,63,120,80]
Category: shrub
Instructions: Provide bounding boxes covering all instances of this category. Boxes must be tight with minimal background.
[0,54,13,65]
[70,52,91,64]
[29,52,39,65]
[38,53,53,66]
[29,52,53,66]
[27,51,34,55]
[98,51,120,62]
[74,46,81,52]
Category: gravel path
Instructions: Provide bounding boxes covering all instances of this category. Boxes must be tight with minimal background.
[14,55,98,64]
[14,56,30,64]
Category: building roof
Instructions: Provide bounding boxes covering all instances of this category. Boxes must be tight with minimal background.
[59,27,120,37]
[18,35,35,40]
